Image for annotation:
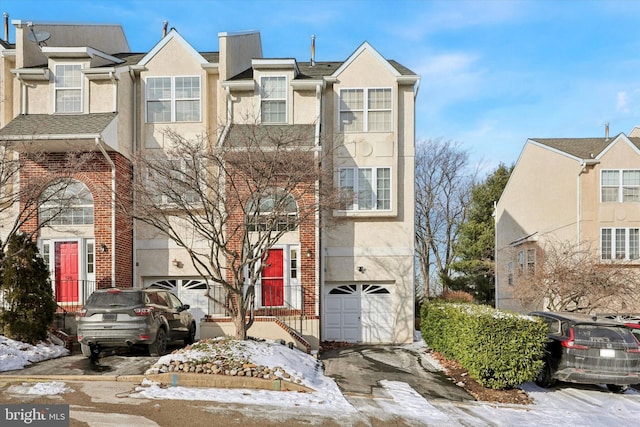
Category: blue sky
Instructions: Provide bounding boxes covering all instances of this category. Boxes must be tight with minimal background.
[4,0,640,172]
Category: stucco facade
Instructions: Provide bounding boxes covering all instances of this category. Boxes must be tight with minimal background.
[0,16,419,349]
[496,133,640,313]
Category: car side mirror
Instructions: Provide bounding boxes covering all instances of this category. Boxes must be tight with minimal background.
[181,304,190,311]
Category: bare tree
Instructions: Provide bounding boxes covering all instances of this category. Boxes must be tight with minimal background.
[415,138,476,299]
[0,140,97,254]
[513,240,640,313]
[129,125,336,340]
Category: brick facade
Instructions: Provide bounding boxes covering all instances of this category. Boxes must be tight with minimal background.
[19,150,133,289]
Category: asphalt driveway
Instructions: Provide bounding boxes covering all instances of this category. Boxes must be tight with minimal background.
[320,344,473,401]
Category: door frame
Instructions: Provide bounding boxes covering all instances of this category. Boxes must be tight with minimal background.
[40,238,95,305]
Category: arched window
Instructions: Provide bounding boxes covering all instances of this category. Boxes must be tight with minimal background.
[39,180,94,225]
[246,190,298,232]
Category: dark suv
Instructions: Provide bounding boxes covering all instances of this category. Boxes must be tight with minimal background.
[76,288,196,357]
[530,311,640,393]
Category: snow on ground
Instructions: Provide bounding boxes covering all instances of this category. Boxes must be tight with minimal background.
[0,335,68,371]
[3,333,640,425]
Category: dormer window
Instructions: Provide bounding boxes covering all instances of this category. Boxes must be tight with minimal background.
[261,76,287,124]
[55,64,82,113]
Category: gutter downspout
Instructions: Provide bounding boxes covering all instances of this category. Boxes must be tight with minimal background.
[577,159,599,249]
[493,201,498,308]
[217,87,232,146]
[96,137,117,288]
[129,67,138,286]
[314,82,322,320]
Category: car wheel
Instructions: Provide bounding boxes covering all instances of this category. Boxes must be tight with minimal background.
[606,384,629,393]
[80,343,92,357]
[185,323,196,345]
[149,328,168,356]
[534,360,556,388]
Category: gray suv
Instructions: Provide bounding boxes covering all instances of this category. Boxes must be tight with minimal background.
[530,311,640,393]
[76,288,196,357]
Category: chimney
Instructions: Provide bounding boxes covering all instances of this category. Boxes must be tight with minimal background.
[605,122,609,139]
[162,20,168,37]
[310,34,316,67]
[3,12,8,43]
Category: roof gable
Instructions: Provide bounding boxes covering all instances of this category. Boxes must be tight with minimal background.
[529,133,640,161]
[138,29,209,66]
[331,41,400,79]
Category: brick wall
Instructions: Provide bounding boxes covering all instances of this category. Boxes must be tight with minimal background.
[19,151,133,289]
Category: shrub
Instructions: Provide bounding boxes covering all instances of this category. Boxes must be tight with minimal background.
[0,233,57,343]
[421,300,547,389]
[438,289,475,303]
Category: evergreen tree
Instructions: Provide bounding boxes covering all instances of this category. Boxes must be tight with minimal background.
[0,233,56,343]
[450,164,512,304]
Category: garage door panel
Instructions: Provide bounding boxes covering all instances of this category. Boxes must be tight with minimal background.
[324,284,394,344]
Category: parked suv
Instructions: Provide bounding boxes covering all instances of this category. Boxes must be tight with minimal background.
[76,288,196,357]
[530,311,640,393]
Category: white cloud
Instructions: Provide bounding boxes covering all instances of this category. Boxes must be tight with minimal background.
[617,91,629,113]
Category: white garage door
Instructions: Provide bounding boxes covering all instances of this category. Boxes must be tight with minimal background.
[324,284,394,343]
[145,278,209,339]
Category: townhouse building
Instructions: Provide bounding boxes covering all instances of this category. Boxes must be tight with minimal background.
[496,130,640,314]
[0,16,419,349]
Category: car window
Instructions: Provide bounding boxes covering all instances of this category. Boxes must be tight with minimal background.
[166,293,183,309]
[147,292,169,307]
[537,316,561,335]
[574,324,637,346]
[85,291,143,308]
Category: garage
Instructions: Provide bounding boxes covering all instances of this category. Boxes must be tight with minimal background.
[323,284,394,343]
[145,278,209,339]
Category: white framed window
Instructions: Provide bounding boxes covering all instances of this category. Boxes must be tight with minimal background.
[146,159,201,206]
[39,180,94,226]
[517,250,524,275]
[601,169,640,202]
[526,248,536,275]
[261,76,287,123]
[339,88,392,132]
[246,190,298,232]
[507,261,514,285]
[338,167,391,211]
[146,76,201,123]
[55,64,82,113]
[601,227,640,260]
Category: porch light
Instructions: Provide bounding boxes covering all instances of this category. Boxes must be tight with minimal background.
[100,243,108,253]
[306,248,312,258]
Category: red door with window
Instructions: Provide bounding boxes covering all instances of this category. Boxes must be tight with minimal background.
[262,249,284,306]
[55,242,79,303]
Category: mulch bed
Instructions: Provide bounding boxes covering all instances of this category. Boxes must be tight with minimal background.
[429,350,533,404]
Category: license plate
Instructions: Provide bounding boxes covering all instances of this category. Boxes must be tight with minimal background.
[102,313,116,321]
[600,349,615,358]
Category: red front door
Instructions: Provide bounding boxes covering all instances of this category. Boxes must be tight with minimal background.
[55,242,79,303]
[262,249,284,306]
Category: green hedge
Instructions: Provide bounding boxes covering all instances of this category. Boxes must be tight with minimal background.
[420,301,547,389]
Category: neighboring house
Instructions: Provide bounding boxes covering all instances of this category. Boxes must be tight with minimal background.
[495,129,640,313]
[0,16,419,349]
